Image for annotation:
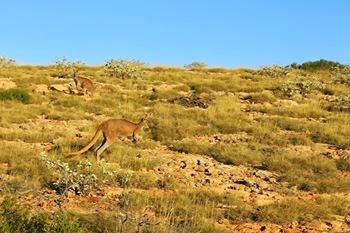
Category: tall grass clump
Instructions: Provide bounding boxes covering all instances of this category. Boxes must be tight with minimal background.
[254,196,350,224]
[0,88,31,104]
[208,95,250,134]
[0,198,87,233]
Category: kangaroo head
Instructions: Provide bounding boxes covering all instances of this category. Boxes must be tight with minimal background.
[138,117,149,129]
[72,70,77,79]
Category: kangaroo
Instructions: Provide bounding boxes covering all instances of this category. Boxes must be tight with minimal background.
[72,71,95,96]
[69,117,147,160]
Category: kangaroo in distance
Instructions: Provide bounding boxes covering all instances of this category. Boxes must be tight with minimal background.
[72,71,95,96]
[69,117,147,160]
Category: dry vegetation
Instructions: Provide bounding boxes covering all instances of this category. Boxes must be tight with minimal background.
[0,59,349,232]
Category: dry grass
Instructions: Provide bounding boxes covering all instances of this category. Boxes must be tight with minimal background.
[0,64,350,231]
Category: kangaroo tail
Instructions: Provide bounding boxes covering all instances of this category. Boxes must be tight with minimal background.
[68,127,103,156]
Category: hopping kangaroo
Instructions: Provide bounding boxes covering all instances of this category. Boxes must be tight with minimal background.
[72,71,95,96]
[69,118,146,160]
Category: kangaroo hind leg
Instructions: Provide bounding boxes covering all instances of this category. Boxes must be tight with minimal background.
[96,140,111,161]
[94,136,107,152]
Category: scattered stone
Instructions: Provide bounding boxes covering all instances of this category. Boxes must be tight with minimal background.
[239,93,253,100]
[209,133,251,144]
[180,161,187,169]
[253,170,277,183]
[204,168,211,176]
[195,165,205,172]
[234,179,252,187]
[169,93,209,108]
[324,221,332,227]
[202,178,210,184]
[204,167,218,177]
[345,215,350,225]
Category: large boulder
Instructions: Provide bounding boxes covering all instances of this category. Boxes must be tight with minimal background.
[31,84,49,95]
[49,84,71,93]
[0,79,16,90]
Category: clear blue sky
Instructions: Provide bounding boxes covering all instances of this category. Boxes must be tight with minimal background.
[0,1,349,67]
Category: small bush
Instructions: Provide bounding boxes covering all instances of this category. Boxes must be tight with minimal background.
[51,58,84,78]
[41,153,98,196]
[115,170,134,188]
[104,59,144,79]
[279,79,326,97]
[0,56,15,70]
[0,88,31,104]
[336,158,350,172]
[149,92,159,101]
[51,58,71,78]
[189,84,204,94]
[184,61,207,70]
[255,65,290,78]
[0,198,87,233]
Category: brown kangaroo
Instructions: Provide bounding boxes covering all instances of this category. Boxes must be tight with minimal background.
[72,71,95,96]
[69,118,147,160]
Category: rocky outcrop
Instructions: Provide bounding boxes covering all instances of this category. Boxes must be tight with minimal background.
[0,79,16,89]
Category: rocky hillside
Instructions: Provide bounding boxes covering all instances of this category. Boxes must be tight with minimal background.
[0,63,349,232]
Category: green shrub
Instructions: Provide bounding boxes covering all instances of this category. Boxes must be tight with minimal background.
[115,170,134,188]
[0,198,87,233]
[189,84,204,94]
[288,59,347,71]
[0,88,31,104]
[299,59,345,71]
[104,59,144,79]
[184,61,207,70]
[336,158,350,171]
